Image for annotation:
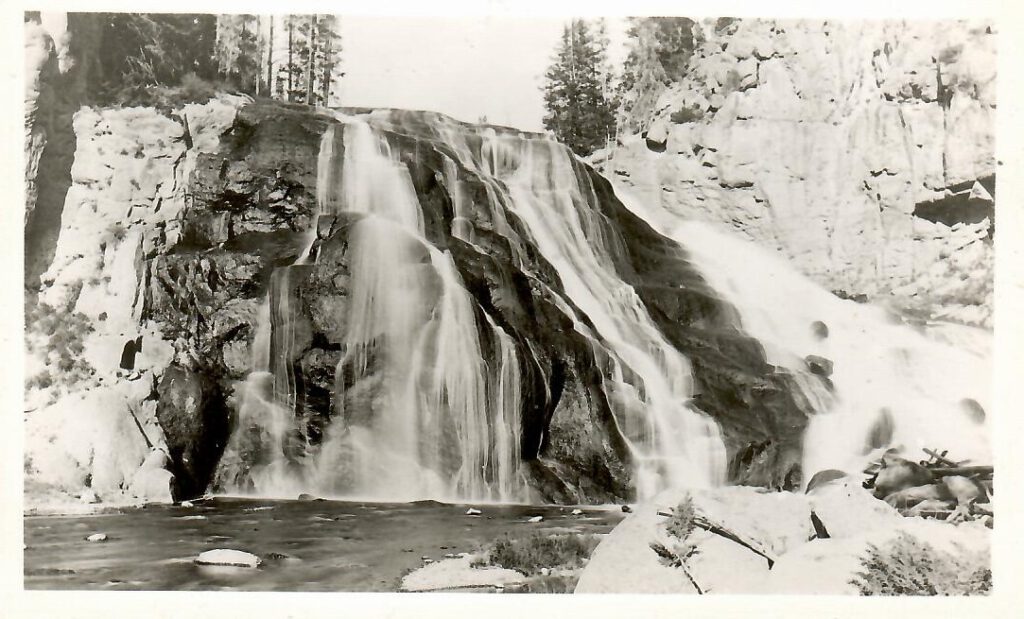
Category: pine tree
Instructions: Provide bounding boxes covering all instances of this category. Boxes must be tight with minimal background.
[215,14,261,92]
[541,19,617,156]
[316,15,343,106]
[96,14,217,90]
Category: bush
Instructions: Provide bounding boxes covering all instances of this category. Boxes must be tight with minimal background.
[669,105,704,124]
[105,72,227,111]
[851,532,991,595]
[25,302,96,394]
[481,533,601,576]
[665,494,697,540]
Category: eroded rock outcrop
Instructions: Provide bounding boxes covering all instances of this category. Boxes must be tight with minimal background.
[24,96,243,508]
[603,19,995,327]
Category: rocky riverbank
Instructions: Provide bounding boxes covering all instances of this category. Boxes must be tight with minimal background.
[576,475,991,594]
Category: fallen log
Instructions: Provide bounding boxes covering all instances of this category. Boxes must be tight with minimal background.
[657,509,777,568]
[926,466,993,479]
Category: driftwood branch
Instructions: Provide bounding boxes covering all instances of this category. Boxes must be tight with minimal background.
[926,466,993,479]
[693,515,776,568]
[922,447,957,467]
[649,542,704,594]
[657,509,776,568]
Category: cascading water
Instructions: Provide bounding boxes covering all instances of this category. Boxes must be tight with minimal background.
[219,111,752,503]
[613,188,991,483]
[427,124,728,496]
[221,118,531,502]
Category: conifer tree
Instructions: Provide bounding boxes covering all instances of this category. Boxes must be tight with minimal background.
[96,13,217,90]
[215,14,261,92]
[316,15,343,106]
[541,18,617,156]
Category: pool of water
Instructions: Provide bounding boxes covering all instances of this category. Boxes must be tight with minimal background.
[23,497,624,591]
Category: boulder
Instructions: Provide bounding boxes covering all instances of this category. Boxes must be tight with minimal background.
[127,464,175,504]
[155,365,228,499]
[85,533,107,542]
[401,555,525,592]
[576,505,696,593]
[804,355,833,377]
[804,469,846,493]
[865,408,896,450]
[195,549,261,568]
[941,475,988,505]
[883,483,951,509]
[906,498,956,516]
[872,454,933,499]
[808,480,901,539]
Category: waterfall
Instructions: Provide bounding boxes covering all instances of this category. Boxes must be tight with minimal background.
[432,126,727,496]
[613,188,991,482]
[221,274,307,496]
[220,119,531,502]
[219,113,744,503]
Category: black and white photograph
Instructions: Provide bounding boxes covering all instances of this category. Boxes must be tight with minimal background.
[5,0,1023,615]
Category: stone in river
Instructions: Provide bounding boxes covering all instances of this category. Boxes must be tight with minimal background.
[465,508,482,515]
[527,515,543,523]
[85,533,107,542]
[195,549,261,568]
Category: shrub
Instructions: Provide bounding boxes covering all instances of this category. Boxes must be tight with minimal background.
[665,494,697,540]
[851,532,991,595]
[25,302,96,394]
[482,533,601,576]
[670,105,705,124]
[105,222,128,244]
[105,72,226,111]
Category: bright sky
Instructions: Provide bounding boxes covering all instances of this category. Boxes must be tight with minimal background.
[337,16,628,132]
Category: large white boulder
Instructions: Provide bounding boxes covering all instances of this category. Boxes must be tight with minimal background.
[195,549,261,568]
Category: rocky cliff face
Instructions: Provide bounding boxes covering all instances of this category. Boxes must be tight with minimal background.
[24,97,245,509]
[25,100,820,508]
[602,19,995,327]
[24,14,103,296]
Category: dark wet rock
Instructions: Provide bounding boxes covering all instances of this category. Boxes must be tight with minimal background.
[865,408,895,451]
[621,505,633,513]
[155,365,229,499]
[811,320,829,339]
[960,398,986,425]
[137,100,822,501]
[804,355,833,378]
[805,469,847,493]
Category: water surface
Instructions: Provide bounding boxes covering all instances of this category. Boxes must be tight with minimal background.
[24,497,623,591]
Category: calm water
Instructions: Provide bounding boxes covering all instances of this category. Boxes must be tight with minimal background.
[24,497,623,591]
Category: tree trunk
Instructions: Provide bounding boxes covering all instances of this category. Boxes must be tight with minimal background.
[305,15,317,105]
[287,18,294,102]
[266,16,274,97]
[321,33,331,106]
[254,15,262,95]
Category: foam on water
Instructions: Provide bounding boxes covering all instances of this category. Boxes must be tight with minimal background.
[613,185,991,483]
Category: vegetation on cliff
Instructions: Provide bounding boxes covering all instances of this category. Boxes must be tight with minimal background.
[541,19,617,156]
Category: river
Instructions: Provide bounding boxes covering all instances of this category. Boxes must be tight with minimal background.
[24,497,624,591]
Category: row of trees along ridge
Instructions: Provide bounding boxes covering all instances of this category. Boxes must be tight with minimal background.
[77,13,343,106]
